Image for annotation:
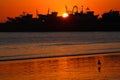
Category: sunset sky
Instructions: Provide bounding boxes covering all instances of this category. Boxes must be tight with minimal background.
[0,0,120,22]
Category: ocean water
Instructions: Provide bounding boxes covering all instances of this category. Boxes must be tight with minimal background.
[0,32,120,80]
[0,32,120,60]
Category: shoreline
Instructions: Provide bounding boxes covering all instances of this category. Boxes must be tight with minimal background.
[0,51,120,62]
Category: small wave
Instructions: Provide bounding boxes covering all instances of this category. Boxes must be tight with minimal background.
[0,50,120,62]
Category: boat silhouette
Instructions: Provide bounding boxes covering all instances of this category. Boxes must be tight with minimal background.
[0,6,120,32]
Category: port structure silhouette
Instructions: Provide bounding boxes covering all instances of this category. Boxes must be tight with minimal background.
[0,6,120,32]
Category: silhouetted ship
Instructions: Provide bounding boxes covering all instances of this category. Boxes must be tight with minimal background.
[0,6,120,32]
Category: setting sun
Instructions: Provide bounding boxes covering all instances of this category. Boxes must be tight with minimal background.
[0,0,120,22]
[62,13,69,18]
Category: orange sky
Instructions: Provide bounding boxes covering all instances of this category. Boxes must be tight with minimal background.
[0,0,120,22]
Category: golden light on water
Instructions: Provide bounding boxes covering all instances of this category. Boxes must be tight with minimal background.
[0,54,120,80]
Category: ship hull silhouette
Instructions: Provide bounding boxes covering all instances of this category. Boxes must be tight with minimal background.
[0,10,120,32]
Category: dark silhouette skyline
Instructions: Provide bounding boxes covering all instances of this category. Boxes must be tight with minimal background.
[0,8,120,32]
[1,0,120,23]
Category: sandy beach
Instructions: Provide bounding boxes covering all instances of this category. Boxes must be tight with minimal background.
[0,53,120,80]
[0,32,120,80]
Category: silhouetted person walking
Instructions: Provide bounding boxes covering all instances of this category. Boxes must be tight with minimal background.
[98,59,101,72]
[98,59,101,65]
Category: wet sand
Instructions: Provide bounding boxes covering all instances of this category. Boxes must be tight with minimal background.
[0,53,120,80]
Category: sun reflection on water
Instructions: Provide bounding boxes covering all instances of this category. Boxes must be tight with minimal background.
[0,54,120,80]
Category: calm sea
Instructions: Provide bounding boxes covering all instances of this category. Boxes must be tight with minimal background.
[0,32,120,80]
[0,32,120,60]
